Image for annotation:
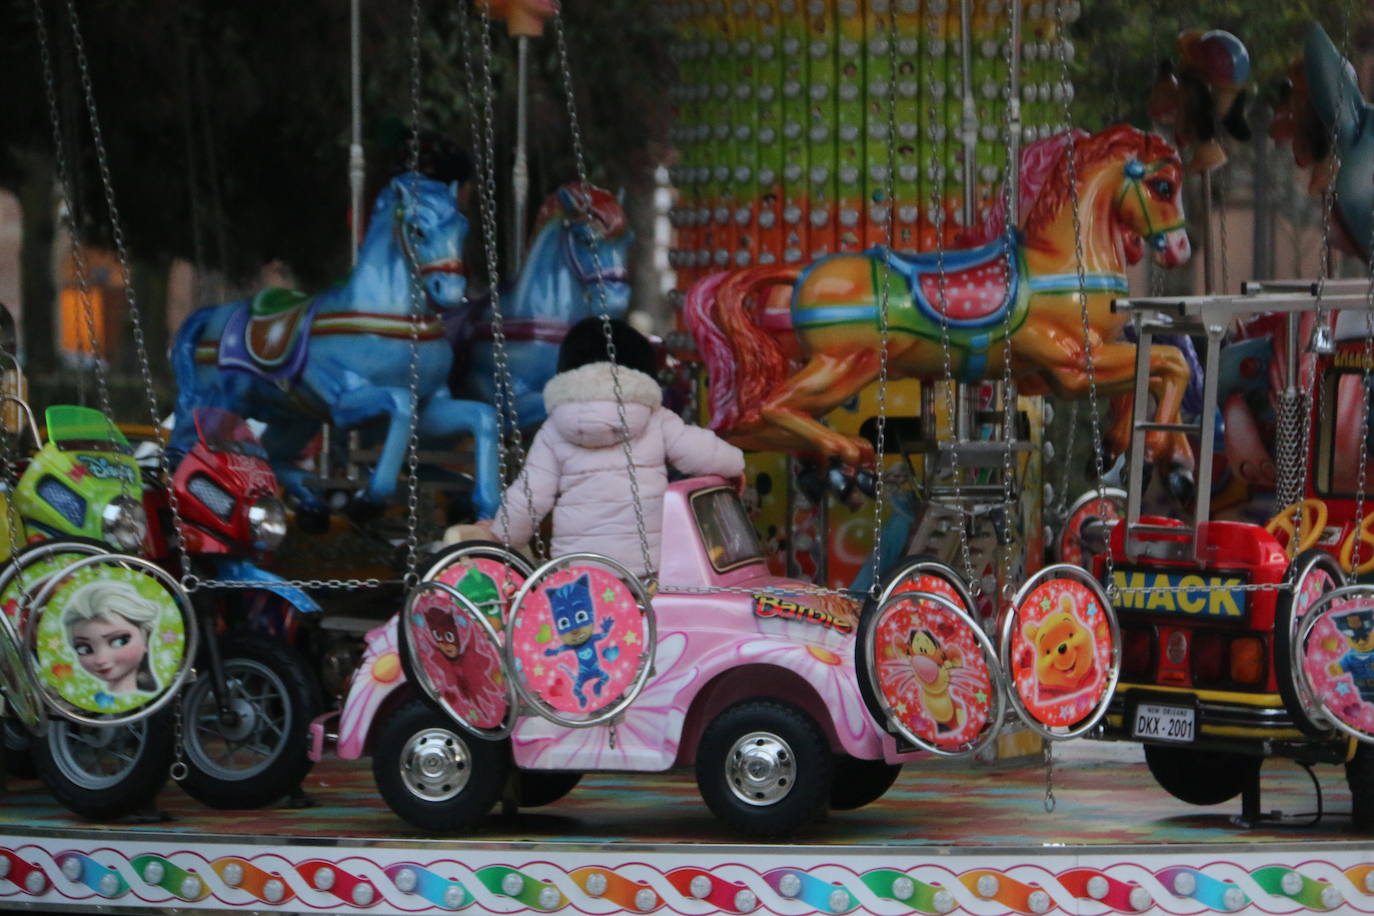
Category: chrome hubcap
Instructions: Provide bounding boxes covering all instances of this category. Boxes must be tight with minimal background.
[725,730,795,806]
[400,727,470,802]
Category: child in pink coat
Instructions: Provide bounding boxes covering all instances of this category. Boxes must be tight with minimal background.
[482,318,745,578]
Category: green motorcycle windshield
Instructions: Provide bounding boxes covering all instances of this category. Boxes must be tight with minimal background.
[44,405,131,454]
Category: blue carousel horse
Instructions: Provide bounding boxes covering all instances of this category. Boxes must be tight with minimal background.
[1297,23,1374,261]
[170,173,500,518]
[454,183,633,428]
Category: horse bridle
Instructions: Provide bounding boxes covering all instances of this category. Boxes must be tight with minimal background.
[394,203,465,304]
[560,224,629,287]
[1116,157,1186,252]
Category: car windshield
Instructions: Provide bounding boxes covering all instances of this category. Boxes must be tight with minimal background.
[691,486,764,572]
[45,404,131,455]
[194,408,269,460]
[1316,367,1374,497]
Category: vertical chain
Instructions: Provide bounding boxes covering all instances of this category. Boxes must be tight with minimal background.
[553,12,656,582]
[400,0,426,588]
[1349,197,1374,572]
[1215,168,1230,296]
[1052,0,1114,599]
[866,0,901,600]
[1042,737,1056,811]
[1292,4,1356,558]
[1055,401,1078,517]
[996,0,1021,604]
[34,0,113,428]
[467,0,547,562]
[929,100,978,593]
[60,0,192,583]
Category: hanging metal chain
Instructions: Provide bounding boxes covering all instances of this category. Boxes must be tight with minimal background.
[865,0,901,600]
[59,0,192,584]
[1349,198,1374,573]
[1055,401,1078,518]
[33,0,127,494]
[996,0,1022,604]
[1052,0,1115,599]
[1215,169,1231,296]
[1042,737,1056,812]
[466,0,548,562]
[552,11,656,583]
[397,0,427,590]
[169,681,188,781]
[929,105,979,594]
[1291,3,1355,558]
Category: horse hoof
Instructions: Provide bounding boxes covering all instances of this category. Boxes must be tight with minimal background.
[345,496,386,525]
[295,504,331,535]
[1165,467,1196,505]
[853,469,877,498]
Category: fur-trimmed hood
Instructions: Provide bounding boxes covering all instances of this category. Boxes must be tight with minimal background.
[542,362,662,449]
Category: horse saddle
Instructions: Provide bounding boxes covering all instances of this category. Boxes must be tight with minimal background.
[878,233,1029,380]
[883,232,1025,328]
[219,289,320,385]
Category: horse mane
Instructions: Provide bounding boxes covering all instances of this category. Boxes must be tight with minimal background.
[970,130,1088,242]
[531,183,627,241]
[1022,125,1179,237]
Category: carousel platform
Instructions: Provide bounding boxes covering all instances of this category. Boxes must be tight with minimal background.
[1,742,1371,915]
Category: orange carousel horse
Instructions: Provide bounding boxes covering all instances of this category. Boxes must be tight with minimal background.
[685,125,1193,472]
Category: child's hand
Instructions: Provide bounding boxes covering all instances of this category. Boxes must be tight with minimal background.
[443,520,495,545]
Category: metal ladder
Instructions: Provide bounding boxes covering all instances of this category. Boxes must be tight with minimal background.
[1113,286,1374,562]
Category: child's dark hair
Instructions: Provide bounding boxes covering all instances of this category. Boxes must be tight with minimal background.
[557,317,656,377]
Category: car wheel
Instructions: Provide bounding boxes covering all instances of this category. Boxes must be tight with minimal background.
[32,713,173,820]
[372,698,508,833]
[830,755,901,810]
[1144,744,1260,806]
[695,699,833,837]
[515,771,581,807]
[178,635,322,809]
[2,717,37,780]
[1348,742,1374,832]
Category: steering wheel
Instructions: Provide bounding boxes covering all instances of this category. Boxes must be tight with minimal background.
[1264,499,1328,556]
[1340,511,1374,576]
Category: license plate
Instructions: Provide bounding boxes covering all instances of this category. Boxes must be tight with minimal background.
[1132,703,1195,743]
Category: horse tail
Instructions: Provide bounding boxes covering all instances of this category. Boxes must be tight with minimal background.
[710,265,800,430]
[682,272,734,427]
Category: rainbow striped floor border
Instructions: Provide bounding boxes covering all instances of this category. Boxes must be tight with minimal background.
[1,743,1371,915]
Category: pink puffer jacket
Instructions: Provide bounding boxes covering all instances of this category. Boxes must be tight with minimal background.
[489,362,745,576]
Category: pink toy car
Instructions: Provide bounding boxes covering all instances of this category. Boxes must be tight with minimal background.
[311,476,930,837]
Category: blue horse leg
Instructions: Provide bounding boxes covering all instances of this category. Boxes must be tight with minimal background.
[326,385,416,505]
[260,420,326,509]
[417,390,501,518]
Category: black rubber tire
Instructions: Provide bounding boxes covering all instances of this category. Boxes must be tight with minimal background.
[829,755,902,810]
[2,718,37,780]
[177,635,323,809]
[32,712,174,820]
[372,698,509,833]
[1144,744,1261,806]
[1348,742,1374,833]
[695,699,833,837]
[515,771,582,807]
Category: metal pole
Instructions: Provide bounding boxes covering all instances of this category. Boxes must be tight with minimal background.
[512,36,531,275]
[958,0,977,229]
[349,0,365,265]
[1199,170,1215,294]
